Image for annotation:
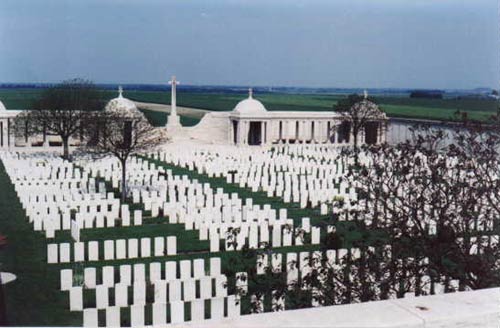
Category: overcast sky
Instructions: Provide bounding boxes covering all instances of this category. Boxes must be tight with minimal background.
[0,0,498,89]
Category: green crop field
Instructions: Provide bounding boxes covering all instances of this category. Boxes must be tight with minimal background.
[0,88,497,123]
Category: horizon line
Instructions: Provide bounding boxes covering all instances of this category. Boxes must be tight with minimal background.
[0,82,496,92]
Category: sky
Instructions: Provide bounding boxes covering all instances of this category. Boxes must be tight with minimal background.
[0,0,498,89]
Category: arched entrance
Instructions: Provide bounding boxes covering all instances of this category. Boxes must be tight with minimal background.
[248,121,262,145]
[364,122,379,144]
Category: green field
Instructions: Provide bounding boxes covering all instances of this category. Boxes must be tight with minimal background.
[0,88,498,124]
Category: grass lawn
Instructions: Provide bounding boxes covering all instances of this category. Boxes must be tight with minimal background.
[0,161,81,326]
[0,152,393,324]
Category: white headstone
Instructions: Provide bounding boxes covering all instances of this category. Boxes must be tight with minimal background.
[227,295,241,318]
[106,306,121,328]
[104,240,115,260]
[83,308,98,327]
[71,220,80,242]
[200,276,212,299]
[154,280,167,304]
[114,283,129,307]
[128,239,138,259]
[311,227,320,245]
[165,261,177,281]
[183,279,196,301]
[74,242,85,262]
[116,239,126,259]
[191,299,205,322]
[133,264,146,283]
[169,280,182,302]
[180,260,191,279]
[120,265,132,285]
[88,241,99,261]
[60,269,72,291]
[193,259,205,278]
[59,243,70,263]
[96,285,109,309]
[154,237,164,257]
[130,304,144,327]
[102,266,115,287]
[150,262,162,283]
[210,258,221,276]
[140,237,151,258]
[152,303,166,326]
[134,210,142,226]
[133,282,146,305]
[170,301,185,324]
[47,244,58,263]
[166,236,176,255]
[211,297,224,319]
[69,287,83,311]
[84,267,96,288]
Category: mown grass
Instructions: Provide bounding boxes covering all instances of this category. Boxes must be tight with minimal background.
[0,161,81,326]
[0,152,386,325]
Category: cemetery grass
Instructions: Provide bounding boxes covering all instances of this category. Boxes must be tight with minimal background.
[0,158,326,324]
[0,152,386,324]
[0,88,497,122]
[0,161,82,326]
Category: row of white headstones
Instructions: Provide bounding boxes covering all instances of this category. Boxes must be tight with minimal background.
[0,144,472,326]
[1,150,337,326]
[154,144,358,209]
[149,144,468,302]
[0,152,246,326]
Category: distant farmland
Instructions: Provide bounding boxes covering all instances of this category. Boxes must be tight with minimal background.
[0,88,497,124]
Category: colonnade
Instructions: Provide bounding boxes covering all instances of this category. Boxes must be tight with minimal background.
[231,118,387,146]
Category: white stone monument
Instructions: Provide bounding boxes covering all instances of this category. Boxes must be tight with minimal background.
[166,75,181,131]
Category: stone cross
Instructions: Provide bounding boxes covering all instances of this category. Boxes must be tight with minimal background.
[166,76,181,129]
[118,86,123,98]
[168,76,180,117]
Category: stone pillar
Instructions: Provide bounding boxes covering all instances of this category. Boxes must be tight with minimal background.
[241,121,248,145]
[295,120,300,141]
[325,121,332,143]
[43,130,49,149]
[261,122,265,144]
[0,120,4,149]
[7,118,12,148]
[238,121,244,145]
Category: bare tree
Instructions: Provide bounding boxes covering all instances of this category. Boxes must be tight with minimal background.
[334,93,386,164]
[83,110,168,202]
[14,79,103,160]
[343,123,500,291]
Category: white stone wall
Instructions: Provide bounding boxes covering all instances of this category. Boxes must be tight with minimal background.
[172,287,500,328]
[184,112,231,144]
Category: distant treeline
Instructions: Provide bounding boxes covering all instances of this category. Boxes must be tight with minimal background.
[409,90,444,99]
[0,83,496,99]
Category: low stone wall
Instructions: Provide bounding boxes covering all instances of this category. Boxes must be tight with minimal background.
[172,288,499,328]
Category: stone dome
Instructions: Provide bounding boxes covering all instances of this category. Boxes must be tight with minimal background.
[233,89,267,114]
[105,86,142,116]
[0,99,6,111]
